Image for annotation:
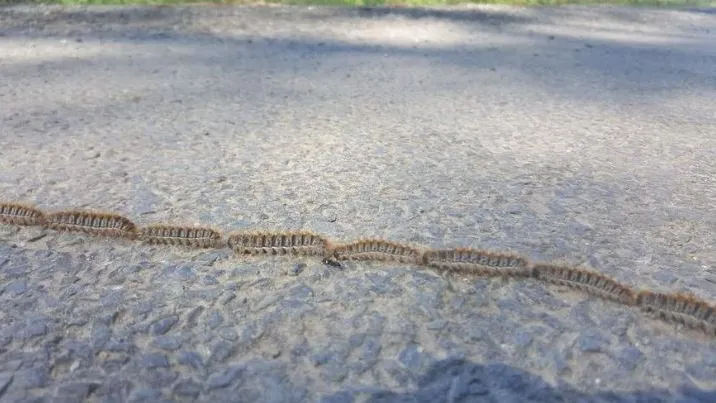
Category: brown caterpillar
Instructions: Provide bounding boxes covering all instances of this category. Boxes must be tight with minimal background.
[636,291,716,336]
[423,248,532,277]
[139,225,222,248]
[0,202,46,226]
[3,198,716,339]
[227,231,331,256]
[532,264,636,306]
[45,210,137,239]
[331,239,423,264]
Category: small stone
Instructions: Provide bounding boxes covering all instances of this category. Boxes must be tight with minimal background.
[14,367,49,388]
[91,324,111,350]
[100,290,124,307]
[140,353,169,369]
[361,337,382,363]
[217,292,236,305]
[6,280,28,295]
[144,369,179,389]
[207,311,225,329]
[254,294,281,311]
[288,263,305,276]
[348,333,365,348]
[513,330,534,349]
[286,284,313,301]
[209,340,235,364]
[450,295,466,310]
[576,329,609,353]
[176,265,195,280]
[397,344,423,372]
[217,327,239,342]
[128,388,167,403]
[56,382,99,400]
[103,338,134,353]
[320,391,355,403]
[311,350,335,367]
[426,320,447,330]
[151,316,178,336]
[184,306,204,328]
[365,312,385,335]
[173,379,202,398]
[207,366,244,389]
[615,346,643,371]
[21,322,48,340]
[151,336,182,351]
[134,301,154,315]
[202,275,218,285]
[321,364,348,382]
[177,351,204,369]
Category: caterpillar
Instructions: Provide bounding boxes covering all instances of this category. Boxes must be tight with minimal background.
[0,202,46,226]
[226,231,331,256]
[636,291,716,336]
[331,239,423,264]
[1,199,715,339]
[532,264,637,306]
[423,248,532,277]
[139,224,223,248]
[44,210,137,239]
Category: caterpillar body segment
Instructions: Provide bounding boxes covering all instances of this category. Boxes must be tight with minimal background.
[139,225,223,248]
[636,291,716,336]
[227,231,330,257]
[331,239,423,264]
[0,202,46,226]
[45,210,137,239]
[423,248,532,277]
[533,264,636,306]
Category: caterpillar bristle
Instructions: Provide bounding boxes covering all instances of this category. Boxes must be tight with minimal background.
[0,202,46,226]
[332,238,423,264]
[636,291,716,336]
[226,231,329,256]
[423,248,532,277]
[45,210,137,239]
[533,264,636,306]
[139,224,223,248]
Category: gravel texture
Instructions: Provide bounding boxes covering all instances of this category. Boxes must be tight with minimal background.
[1,3,716,402]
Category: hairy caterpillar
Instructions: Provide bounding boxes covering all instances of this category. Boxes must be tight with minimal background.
[636,291,716,336]
[139,225,223,248]
[331,239,423,264]
[45,210,137,239]
[533,264,636,305]
[0,202,46,226]
[423,248,532,277]
[227,231,331,256]
[2,198,716,339]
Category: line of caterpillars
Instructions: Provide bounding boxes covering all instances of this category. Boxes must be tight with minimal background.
[1,201,715,338]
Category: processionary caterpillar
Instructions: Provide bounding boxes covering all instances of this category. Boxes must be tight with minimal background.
[331,239,423,264]
[0,202,45,226]
[45,210,138,239]
[140,225,223,248]
[532,264,637,306]
[1,199,715,338]
[226,231,331,256]
[423,248,532,277]
[636,291,716,336]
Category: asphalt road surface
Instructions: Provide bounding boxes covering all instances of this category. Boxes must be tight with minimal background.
[1,4,716,402]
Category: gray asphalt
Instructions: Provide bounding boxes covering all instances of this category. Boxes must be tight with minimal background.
[1,4,716,402]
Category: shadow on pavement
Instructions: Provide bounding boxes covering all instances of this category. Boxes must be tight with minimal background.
[323,358,716,403]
